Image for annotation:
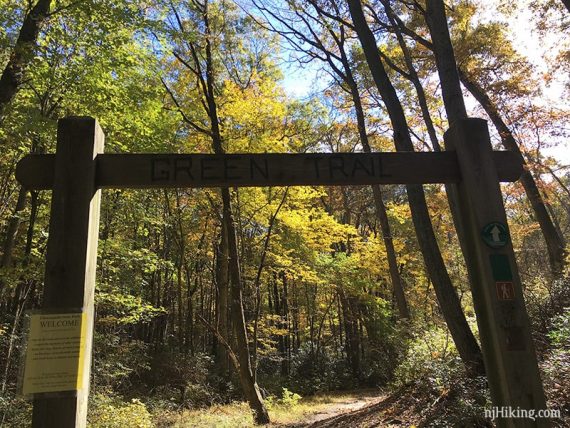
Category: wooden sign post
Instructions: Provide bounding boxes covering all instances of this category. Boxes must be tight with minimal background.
[29,117,103,427]
[15,116,549,427]
[445,118,547,428]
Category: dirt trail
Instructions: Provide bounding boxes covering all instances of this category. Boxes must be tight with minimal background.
[301,393,403,427]
[282,391,392,428]
[302,392,385,425]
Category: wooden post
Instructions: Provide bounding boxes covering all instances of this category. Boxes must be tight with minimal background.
[31,117,103,428]
[444,118,548,427]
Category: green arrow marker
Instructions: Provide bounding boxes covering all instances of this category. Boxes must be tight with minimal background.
[481,222,509,248]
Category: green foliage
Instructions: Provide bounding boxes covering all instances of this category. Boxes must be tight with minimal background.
[0,393,32,427]
[88,393,154,428]
[288,343,356,394]
[391,328,491,428]
[542,307,570,420]
[548,308,570,348]
[279,387,302,408]
[265,387,302,410]
[393,325,458,389]
[144,351,218,409]
[96,292,165,327]
[92,334,151,391]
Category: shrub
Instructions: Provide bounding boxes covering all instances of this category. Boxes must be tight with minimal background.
[144,351,220,409]
[0,393,32,427]
[88,393,153,428]
[91,333,150,392]
[288,343,354,394]
[264,387,302,411]
[393,325,458,389]
[542,307,570,423]
[391,325,491,427]
[280,387,302,407]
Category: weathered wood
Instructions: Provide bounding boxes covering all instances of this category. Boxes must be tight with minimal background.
[445,118,548,428]
[31,117,103,428]
[16,151,522,190]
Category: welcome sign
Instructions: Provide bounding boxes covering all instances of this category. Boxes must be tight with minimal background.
[22,313,87,395]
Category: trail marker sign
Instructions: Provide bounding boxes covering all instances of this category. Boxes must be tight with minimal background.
[482,222,509,248]
[16,116,548,428]
[496,282,515,300]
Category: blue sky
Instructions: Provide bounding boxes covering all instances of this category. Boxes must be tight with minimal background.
[275,1,569,167]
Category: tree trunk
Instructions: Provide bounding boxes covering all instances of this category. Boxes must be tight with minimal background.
[425,0,468,126]
[0,0,52,121]
[280,272,290,377]
[339,288,361,378]
[1,185,39,392]
[0,186,27,310]
[214,221,230,374]
[380,0,441,152]
[347,0,484,376]
[458,69,566,274]
[222,188,270,425]
[1,187,27,269]
[205,22,269,419]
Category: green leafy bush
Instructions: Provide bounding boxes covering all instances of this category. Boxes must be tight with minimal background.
[88,393,153,428]
[542,307,570,422]
[0,393,32,427]
[288,343,355,394]
[264,387,302,411]
[393,325,458,388]
[280,387,302,407]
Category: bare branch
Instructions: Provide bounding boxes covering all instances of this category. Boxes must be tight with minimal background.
[160,77,212,136]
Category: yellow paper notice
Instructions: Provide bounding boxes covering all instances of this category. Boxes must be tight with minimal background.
[22,313,87,395]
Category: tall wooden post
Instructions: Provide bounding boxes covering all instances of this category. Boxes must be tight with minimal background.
[31,117,103,428]
[445,118,548,427]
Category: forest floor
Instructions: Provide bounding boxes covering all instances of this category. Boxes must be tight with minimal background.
[163,389,428,427]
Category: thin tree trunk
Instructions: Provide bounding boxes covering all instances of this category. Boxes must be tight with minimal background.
[0,185,28,314]
[223,188,270,424]
[203,3,268,416]
[215,220,230,373]
[347,0,484,376]
[252,189,288,379]
[1,187,39,393]
[282,273,291,376]
[1,187,27,270]
[165,2,270,418]
[380,0,440,151]
[339,289,361,378]
[1,282,32,393]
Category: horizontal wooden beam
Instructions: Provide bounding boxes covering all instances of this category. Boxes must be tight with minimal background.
[16,151,522,190]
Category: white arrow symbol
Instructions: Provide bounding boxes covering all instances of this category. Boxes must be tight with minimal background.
[490,226,501,242]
